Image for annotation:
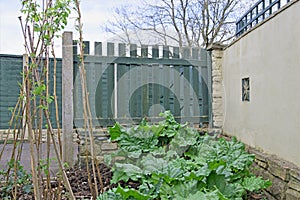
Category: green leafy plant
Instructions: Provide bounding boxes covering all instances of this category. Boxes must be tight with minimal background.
[0,159,32,199]
[99,111,271,200]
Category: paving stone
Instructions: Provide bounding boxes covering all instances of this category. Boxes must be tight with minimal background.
[290,167,300,181]
[285,189,300,200]
[256,159,268,169]
[95,136,109,141]
[268,156,290,181]
[288,177,300,192]
[247,147,270,163]
[263,191,276,200]
[256,170,287,200]
[101,142,118,151]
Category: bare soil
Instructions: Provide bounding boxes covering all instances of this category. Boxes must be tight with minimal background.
[17,163,140,199]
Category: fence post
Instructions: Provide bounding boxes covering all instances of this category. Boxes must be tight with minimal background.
[62,31,74,166]
[207,43,225,130]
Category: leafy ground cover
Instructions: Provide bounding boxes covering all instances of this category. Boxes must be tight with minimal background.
[98,111,271,200]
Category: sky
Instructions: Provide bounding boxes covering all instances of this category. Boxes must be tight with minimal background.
[0,0,264,57]
[0,0,146,56]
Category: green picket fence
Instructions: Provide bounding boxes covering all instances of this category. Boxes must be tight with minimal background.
[73,42,212,128]
[0,54,62,129]
[0,42,211,130]
[0,55,23,129]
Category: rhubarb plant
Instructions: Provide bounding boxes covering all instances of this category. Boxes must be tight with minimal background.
[99,111,271,200]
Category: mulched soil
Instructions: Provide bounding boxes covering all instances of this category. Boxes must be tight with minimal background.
[16,163,139,199]
[66,163,140,198]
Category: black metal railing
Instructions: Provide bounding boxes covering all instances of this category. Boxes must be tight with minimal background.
[236,0,291,37]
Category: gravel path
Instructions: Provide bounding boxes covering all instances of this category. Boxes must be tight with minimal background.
[0,142,79,174]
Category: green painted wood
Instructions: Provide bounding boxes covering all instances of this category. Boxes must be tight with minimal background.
[148,65,154,116]
[95,42,102,56]
[201,66,209,119]
[192,66,202,120]
[163,65,170,111]
[141,45,148,58]
[0,55,62,129]
[107,64,115,118]
[93,62,105,126]
[72,44,211,127]
[173,65,181,117]
[136,65,142,117]
[200,48,208,62]
[183,66,190,117]
[107,43,114,57]
[173,47,180,59]
[118,43,126,57]
[182,47,190,59]
[73,60,82,126]
[1,46,211,129]
[158,66,164,111]
[152,46,159,58]
[129,65,138,117]
[73,41,78,55]
[81,55,205,66]
[47,58,63,128]
[141,65,149,117]
[163,46,169,58]
[152,65,160,116]
[116,64,128,118]
[83,41,90,55]
[130,44,137,57]
[206,50,213,126]
[0,55,22,129]
[86,62,96,118]
[192,48,199,60]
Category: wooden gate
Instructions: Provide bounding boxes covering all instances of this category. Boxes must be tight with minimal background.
[73,42,212,128]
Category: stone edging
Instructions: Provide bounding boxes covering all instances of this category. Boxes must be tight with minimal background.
[247,146,300,200]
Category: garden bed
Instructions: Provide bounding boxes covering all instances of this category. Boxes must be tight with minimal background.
[1,112,272,199]
[7,164,267,200]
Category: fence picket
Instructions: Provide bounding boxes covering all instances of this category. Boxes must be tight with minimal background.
[95,42,102,56]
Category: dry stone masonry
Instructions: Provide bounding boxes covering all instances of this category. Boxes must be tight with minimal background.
[248,147,300,200]
[208,44,225,129]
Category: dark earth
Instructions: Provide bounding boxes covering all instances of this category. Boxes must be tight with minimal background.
[17,163,140,200]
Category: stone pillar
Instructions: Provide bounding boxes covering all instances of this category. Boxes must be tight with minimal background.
[208,43,225,129]
[62,31,74,166]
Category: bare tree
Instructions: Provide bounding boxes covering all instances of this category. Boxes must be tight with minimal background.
[104,0,256,49]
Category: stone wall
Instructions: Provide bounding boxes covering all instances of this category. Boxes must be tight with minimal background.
[208,44,225,129]
[248,147,300,200]
[77,128,118,164]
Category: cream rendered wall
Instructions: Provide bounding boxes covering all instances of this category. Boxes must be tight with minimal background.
[222,0,300,167]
